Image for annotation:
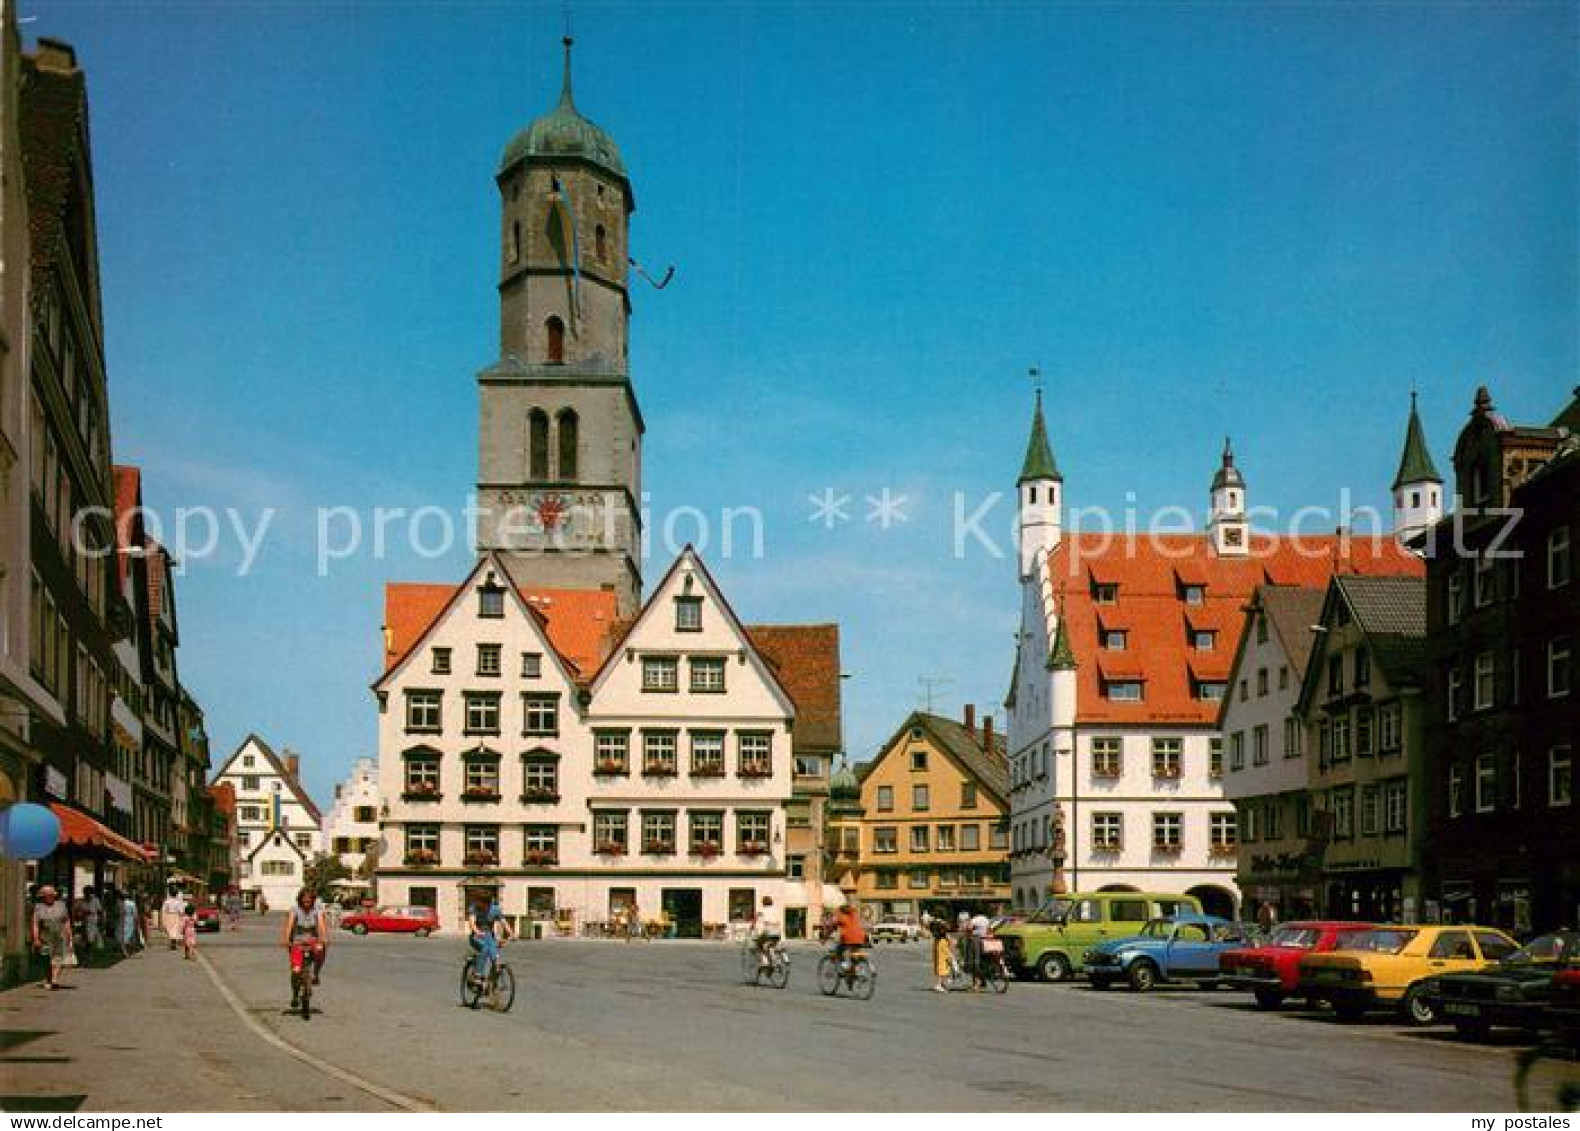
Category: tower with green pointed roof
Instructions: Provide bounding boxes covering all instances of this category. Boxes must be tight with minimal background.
[1017,390,1063,579]
[1391,392,1443,547]
[476,37,643,614]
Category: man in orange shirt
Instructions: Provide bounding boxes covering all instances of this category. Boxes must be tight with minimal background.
[829,903,868,969]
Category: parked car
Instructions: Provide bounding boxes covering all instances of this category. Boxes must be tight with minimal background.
[340,905,440,936]
[1416,930,1580,1039]
[995,891,1203,982]
[1219,920,1377,1009]
[1083,914,1257,991]
[1549,965,1580,1036]
[870,917,923,943]
[1296,924,1520,1025]
[194,905,222,933]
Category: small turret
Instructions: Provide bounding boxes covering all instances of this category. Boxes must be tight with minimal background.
[1392,391,1443,547]
[1018,390,1063,578]
[1208,437,1248,556]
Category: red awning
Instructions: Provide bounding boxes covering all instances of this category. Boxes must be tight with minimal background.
[49,804,147,862]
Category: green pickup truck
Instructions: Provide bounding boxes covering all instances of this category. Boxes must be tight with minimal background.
[995,891,1203,982]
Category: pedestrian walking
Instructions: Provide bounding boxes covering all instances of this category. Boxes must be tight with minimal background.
[929,908,951,992]
[79,886,104,956]
[160,887,185,951]
[181,902,198,960]
[223,888,242,931]
[969,909,992,990]
[118,889,142,956]
[30,885,73,990]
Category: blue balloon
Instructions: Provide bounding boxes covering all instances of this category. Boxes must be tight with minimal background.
[0,803,61,860]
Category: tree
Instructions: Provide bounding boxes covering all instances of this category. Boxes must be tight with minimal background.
[302,852,351,897]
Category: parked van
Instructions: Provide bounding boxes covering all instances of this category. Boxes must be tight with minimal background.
[995,891,1203,981]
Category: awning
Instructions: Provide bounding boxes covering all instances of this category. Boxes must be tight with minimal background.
[49,804,146,862]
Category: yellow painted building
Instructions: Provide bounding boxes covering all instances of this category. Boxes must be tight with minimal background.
[836,709,1011,919]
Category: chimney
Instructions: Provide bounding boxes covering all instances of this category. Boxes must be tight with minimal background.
[963,703,976,739]
[33,38,79,74]
[982,715,995,753]
[286,753,300,782]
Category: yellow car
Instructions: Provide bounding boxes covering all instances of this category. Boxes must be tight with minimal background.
[1297,924,1520,1024]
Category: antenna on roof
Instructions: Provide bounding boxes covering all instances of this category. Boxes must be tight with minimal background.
[918,675,953,713]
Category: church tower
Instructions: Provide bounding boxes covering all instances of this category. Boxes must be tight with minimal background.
[1017,390,1063,579]
[475,38,643,614]
[1208,437,1249,556]
[1391,391,1443,547]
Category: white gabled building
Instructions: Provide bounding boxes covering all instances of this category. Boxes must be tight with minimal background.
[1004,396,1425,918]
[323,757,381,874]
[375,547,808,936]
[211,735,323,910]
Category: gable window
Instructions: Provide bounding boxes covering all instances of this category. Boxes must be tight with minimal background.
[242,776,260,793]
[1550,746,1572,807]
[1256,615,1269,644]
[431,648,451,675]
[738,732,772,778]
[642,655,679,692]
[641,811,676,854]
[910,748,928,771]
[556,409,578,481]
[1327,655,1343,696]
[1229,732,1245,772]
[1354,649,1371,689]
[690,656,726,694]
[1092,812,1122,851]
[1332,714,1350,762]
[522,693,559,737]
[528,409,550,480]
[544,316,565,365]
[1550,528,1572,589]
[1092,737,1121,778]
[1152,812,1182,851]
[876,786,893,812]
[521,652,542,678]
[1252,725,1269,766]
[642,730,678,775]
[405,690,442,733]
[1256,668,1269,696]
[1549,638,1572,699]
[463,692,501,735]
[477,643,502,677]
[690,731,726,777]
[675,597,702,632]
[960,781,978,808]
[594,731,629,775]
[478,585,505,620]
[1151,738,1182,779]
[912,784,930,811]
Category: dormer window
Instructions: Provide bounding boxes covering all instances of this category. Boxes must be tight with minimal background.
[1102,629,1127,651]
[1093,583,1119,605]
[1191,630,1216,651]
[1180,584,1205,605]
[1103,679,1144,702]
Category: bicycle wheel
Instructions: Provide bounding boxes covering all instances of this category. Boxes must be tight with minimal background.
[297,969,312,1020]
[816,954,840,996]
[742,946,762,985]
[460,959,484,1009]
[768,952,790,990]
[987,960,1009,994]
[851,957,876,1001]
[489,963,517,1013]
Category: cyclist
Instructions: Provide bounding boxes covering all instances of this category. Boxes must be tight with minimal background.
[828,902,868,974]
[466,893,514,987]
[752,895,782,971]
[281,887,328,1010]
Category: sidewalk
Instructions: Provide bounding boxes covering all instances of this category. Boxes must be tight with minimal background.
[0,925,394,1112]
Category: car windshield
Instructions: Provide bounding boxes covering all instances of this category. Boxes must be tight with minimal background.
[1027,898,1074,925]
[1138,918,1174,939]
[1267,927,1320,948]
[1504,934,1575,966]
[1339,928,1417,954]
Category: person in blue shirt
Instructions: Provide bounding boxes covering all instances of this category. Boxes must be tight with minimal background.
[466,895,513,985]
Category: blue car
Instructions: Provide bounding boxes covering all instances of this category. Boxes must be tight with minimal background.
[1083,914,1256,992]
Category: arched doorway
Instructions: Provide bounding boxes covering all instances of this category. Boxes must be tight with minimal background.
[1188,884,1238,920]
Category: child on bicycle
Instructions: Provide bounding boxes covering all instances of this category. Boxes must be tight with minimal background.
[752,895,782,970]
[828,902,868,970]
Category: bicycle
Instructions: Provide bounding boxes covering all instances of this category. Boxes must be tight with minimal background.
[288,943,319,1021]
[817,946,876,1000]
[943,938,1009,994]
[741,938,791,989]
[460,943,517,1012]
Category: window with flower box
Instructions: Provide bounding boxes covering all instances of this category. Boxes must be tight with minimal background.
[737,811,771,855]
[521,693,560,737]
[521,754,558,802]
[1151,738,1182,779]
[1091,812,1122,851]
[1152,812,1182,851]
[690,731,725,776]
[689,811,723,856]
[641,811,676,855]
[738,732,772,777]
[1209,812,1236,854]
[1092,737,1121,779]
[690,656,726,694]
[594,730,629,775]
[405,690,442,733]
[641,655,678,692]
[402,749,441,800]
[404,824,439,866]
[593,811,628,855]
[463,691,501,736]
[463,825,499,867]
[462,750,501,801]
[522,825,558,866]
[636,729,676,776]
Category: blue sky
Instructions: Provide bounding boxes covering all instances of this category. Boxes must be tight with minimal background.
[29,2,1576,805]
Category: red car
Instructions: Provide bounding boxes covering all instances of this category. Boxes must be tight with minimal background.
[1219,920,1377,1009]
[340,905,439,937]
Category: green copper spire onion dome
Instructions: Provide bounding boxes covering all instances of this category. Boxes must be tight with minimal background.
[829,757,861,801]
[500,37,626,179]
[1018,390,1061,484]
[1392,391,1443,489]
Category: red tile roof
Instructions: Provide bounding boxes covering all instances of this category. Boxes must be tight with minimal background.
[382,582,621,682]
[747,624,842,752]
[1038,533,1423,725]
